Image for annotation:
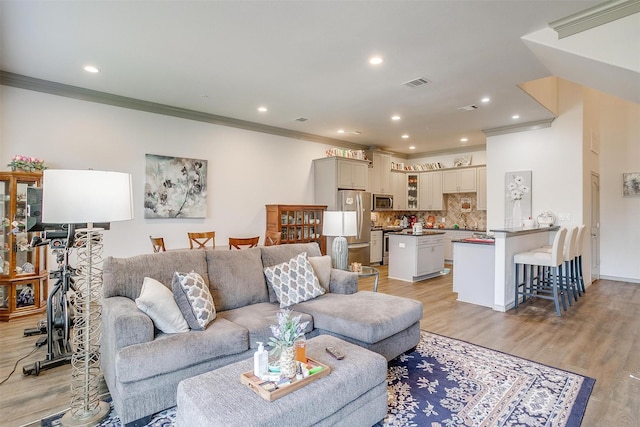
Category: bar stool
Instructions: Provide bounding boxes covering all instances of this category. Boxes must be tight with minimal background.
[531,226,579,304]
[574,225,587,295]
[514,227,567,316]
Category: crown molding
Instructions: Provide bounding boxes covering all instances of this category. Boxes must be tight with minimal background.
[482,118,554,137]
[549,0,640,39]
[0,71,366,150]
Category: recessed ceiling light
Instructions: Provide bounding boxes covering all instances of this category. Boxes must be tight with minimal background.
[481,97,491,103]
[512,114,520,119]
[258,106,268,112]
[83,65,100,73]
[401,134,409,139]
[337,129,345,134]
[369,56,383,65]
[460,137,468,142]
[391,115,401,121]
[409,146,416,150]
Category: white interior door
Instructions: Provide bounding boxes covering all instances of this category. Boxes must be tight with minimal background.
[590,173,600,281]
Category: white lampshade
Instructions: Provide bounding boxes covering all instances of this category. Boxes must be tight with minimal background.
[42,169,134,223]
[323,211,357,237]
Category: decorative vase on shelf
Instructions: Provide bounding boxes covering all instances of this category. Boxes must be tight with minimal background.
[512,200,523,228]
[279,345,297,379]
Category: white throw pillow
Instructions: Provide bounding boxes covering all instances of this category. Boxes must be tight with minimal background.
[264,252,326,308]
[135,277,190,333]
[172,271,216,331]
[308,255,332,292]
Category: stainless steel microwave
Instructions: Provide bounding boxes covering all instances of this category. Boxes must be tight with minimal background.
[372,194,394,211]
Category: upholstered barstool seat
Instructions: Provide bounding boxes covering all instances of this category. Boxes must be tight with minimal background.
[530,226,579,303]
[574,225,587,294]
[514,227,567,316]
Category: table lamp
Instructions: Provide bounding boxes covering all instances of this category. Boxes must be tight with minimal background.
[42,169,133,426]
[322,211,357,270]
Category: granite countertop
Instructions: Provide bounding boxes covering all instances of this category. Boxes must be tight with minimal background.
[372,226,486,232]
[452,238,495,245]
[388,230,446,236]
[489,225,560,237]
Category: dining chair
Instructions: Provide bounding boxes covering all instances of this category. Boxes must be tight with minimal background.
[149,236,166,253]
[228,236,260,250]
[188,231,216,249]
[264,230,282,246]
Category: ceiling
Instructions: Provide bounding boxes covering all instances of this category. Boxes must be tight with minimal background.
[1,0,636,157]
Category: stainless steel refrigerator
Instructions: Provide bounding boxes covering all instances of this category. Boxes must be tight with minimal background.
[337,190,371,266]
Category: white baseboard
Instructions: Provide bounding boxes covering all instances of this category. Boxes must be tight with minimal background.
[599,275,640,284]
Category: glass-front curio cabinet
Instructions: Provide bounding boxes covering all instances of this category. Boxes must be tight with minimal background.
[0,171,48,321]
[266,205,327,254]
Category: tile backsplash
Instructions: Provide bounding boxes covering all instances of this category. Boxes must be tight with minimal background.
[372,192,487,231]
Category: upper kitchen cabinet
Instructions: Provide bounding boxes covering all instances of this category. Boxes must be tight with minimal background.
[418,171,443,211]
[476,167,487,211]
[442,167,476,193]
[391,171,406,210]
[314,157,368,191]
[368,151,392,194]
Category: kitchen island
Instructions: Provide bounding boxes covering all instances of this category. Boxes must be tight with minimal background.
[453,238,495,308]
[388,231,445,282]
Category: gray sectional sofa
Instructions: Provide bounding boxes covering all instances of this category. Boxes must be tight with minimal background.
[101,242,423,426]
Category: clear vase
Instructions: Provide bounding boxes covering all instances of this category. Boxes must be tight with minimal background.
[279,345,297,378]
[512,200,523,228]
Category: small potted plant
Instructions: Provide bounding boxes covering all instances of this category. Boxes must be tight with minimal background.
[268,309,308,378]
[7,155,46,172]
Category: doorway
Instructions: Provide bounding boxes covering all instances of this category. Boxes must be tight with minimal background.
[590,172,600,281]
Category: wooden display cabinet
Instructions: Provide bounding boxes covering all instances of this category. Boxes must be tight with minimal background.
[0,171,48,321]
[266,205,327,254]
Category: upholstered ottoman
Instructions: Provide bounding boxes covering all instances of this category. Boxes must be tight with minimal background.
[176,335,388,426]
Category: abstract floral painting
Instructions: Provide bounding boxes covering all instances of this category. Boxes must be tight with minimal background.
[144,154,207,218]
[505,171,532,228]
[623,172,640,197]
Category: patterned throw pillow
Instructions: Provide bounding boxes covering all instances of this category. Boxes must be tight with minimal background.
[172,271,216,331]
[264,252,325,308]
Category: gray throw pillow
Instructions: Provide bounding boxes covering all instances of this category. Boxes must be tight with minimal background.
[172,271,216,330]
[264,252,325,308]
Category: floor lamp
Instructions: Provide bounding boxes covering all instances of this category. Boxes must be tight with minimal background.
[322,211,357,270]
[42,169,133,426]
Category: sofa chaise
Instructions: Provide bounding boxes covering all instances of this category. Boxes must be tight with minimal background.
[101,242,423,426]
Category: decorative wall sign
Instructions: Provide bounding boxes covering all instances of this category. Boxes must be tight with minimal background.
[623,172,640,197]
[460,197,472,212]
[505,171,532,228]
[144,154,207,218]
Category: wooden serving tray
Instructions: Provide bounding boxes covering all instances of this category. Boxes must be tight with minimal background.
[240,357,331,401]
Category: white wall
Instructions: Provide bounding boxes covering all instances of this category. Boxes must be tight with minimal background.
[487,80,584,231]
[1,87,333,257]
[598,92,640,282]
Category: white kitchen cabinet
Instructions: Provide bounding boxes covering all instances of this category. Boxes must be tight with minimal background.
[442,168,476,193]
[476,167,487,211]
[407,174,419,210]
[370,230,383,264]
[391,170,406,210]
[388,233,445,281]
[418,171,443,211]
[370,152,392,194]
[314,157,368,194]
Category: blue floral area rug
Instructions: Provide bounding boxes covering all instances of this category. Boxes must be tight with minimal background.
[41,331,594,427]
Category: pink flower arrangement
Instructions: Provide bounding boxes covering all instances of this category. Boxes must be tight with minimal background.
[7,155,46,172]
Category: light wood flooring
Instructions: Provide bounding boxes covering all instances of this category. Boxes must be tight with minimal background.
[1,265,638,426]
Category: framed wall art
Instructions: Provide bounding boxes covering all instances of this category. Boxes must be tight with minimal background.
[623,172,640,197]
[144,154,208,218]
[504,171,532,228]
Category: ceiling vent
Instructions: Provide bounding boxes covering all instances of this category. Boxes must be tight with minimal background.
[294,117,309,122]
[457,104,479,111]
[350,130,362,135]
[402,77,431,88]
